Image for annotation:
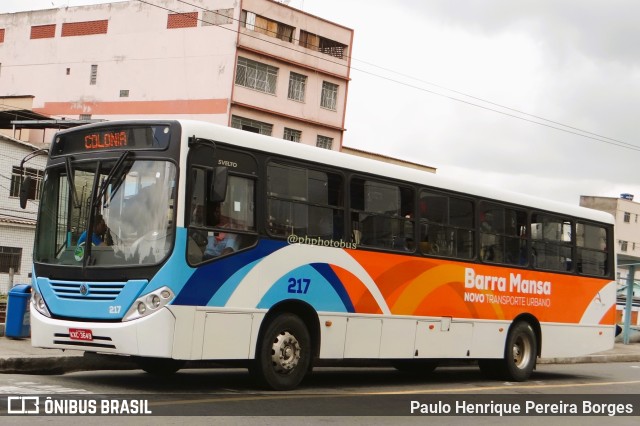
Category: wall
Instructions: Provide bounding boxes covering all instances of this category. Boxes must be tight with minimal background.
[0,136,46,293]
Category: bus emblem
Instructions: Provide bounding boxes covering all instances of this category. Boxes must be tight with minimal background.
[79,283,89,296]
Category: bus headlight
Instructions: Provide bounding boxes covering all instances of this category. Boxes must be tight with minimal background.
[32,289,51,318]
[123,286,174,322]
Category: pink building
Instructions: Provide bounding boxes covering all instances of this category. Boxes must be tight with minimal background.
[0,0,353,150]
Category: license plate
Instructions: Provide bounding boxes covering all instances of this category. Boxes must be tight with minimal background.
[69,328,93,341]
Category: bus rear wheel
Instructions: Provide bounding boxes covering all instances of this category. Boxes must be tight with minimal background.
[480,321,537,381]
[252,313,311,391]
[504,322,537,381]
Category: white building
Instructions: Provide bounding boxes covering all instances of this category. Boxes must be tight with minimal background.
[0,134,46,294]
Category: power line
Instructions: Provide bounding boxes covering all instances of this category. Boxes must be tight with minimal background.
[1,1,636,152]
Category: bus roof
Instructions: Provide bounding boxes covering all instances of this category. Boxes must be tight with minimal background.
[65,119,615,226]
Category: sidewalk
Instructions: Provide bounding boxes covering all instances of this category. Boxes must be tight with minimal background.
[0,335,639,374]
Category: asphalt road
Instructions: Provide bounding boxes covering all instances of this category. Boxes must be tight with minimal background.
[1,361,640,424]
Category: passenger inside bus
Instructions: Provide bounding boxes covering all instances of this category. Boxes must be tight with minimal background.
[78,214,112,247]
[204,204,240,258]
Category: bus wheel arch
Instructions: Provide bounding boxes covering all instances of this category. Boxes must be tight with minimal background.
[252,300,319,390]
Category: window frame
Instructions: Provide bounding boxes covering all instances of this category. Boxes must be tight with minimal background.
[266,160,345,241]
[0,246,22,274]
[320,81,338,110]
[235,56,278,95]
[287,72,307,102]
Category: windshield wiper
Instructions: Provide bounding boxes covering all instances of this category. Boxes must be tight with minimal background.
[65,156,81,209]
[93,151,132,208]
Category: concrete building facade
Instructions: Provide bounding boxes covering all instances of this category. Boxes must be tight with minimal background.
[0,0,353,150]
[0,135,46,294]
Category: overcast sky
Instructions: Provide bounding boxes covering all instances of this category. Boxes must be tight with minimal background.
[3,0,640,205]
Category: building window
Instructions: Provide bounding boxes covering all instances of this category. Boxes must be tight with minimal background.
[235,57,278,95]
[288,72,307,102]
[624,212,631,223]
[240,10,294,42]
[284,128,301,142]
[0,247,22,274]
[30,24,56,39]
[119,89,129,97]
[202,9,233,26]
[0,28,5,43]
[621,241,628,252]
[316,135,333,150]
[90,64,98,85]
[320,81,338,110]
[231,115,273,136]
[167,12,198,29]
[299,30,347,59]
[79,114,91,120]
[10,166,43,201]
[61,20,108,37]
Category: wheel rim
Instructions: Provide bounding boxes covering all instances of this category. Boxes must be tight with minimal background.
[512,334,532,369]
[270,331,301,374]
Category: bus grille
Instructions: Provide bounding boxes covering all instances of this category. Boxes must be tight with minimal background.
[50,281,126,301]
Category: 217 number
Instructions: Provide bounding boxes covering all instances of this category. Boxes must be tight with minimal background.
[287,278,311,294]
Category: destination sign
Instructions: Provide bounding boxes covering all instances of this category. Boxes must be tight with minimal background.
[52,125,171,156]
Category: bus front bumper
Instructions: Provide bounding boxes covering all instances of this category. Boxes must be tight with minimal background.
[30,304,177,358]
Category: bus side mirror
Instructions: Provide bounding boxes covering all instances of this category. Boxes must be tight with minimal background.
[210,166,228,203]
[19,176,33,209]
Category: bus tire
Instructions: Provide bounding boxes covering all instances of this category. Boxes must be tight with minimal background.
[253,313,311,391]
[502,321,537,381]
[133,356,185,376]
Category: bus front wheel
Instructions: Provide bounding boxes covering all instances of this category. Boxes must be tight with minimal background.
[252,313,311,391]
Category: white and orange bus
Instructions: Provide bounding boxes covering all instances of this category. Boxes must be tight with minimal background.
[24,120,616,390]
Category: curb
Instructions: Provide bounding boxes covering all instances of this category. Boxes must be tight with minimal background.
[538,353,640,364]
[0,352,137,375]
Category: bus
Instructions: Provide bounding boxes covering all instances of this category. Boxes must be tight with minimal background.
[22,120,616,390]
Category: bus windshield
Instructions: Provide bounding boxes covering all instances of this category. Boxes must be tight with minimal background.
[35,158,177,267]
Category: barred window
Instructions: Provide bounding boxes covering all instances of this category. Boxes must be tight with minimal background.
[235,57,278,94]
[231,115,273,136]
[10,166,43,201]
[288,72,307,102]
[320,81,338,110]
[90,64,98,85]
[299,30,347,59]
[0,246,21,274]
[284,128,301,142]
[316,135,333,150]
